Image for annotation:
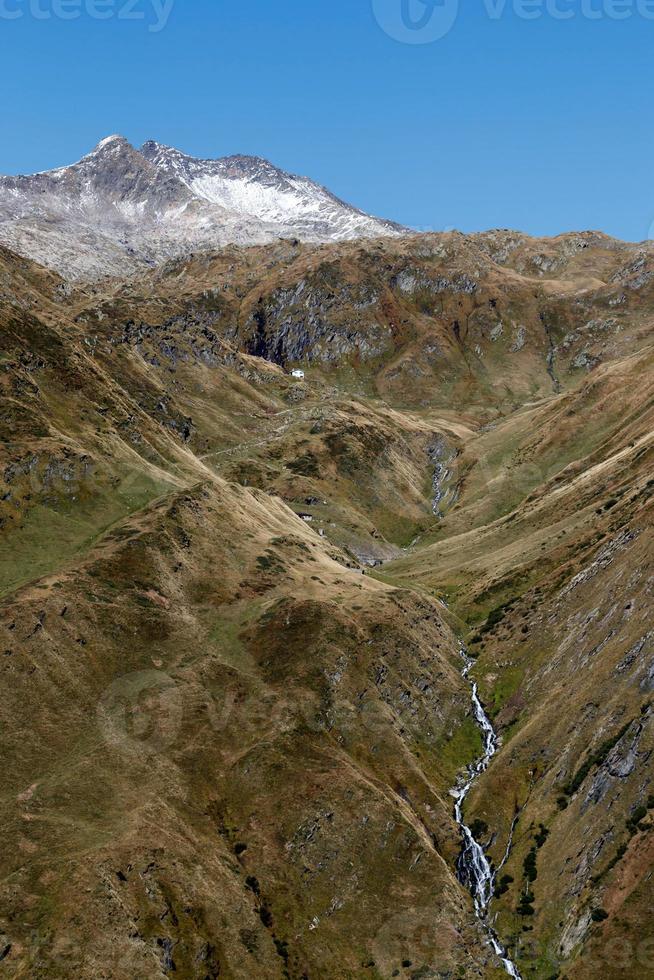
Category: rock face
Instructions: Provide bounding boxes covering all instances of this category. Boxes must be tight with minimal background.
[0,136,404,280]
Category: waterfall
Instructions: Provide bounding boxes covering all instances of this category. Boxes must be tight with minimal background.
[453,649,523,980]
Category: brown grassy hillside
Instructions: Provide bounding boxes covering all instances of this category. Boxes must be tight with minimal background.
[1,229,653,978]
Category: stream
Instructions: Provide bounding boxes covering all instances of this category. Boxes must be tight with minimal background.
[453,648,523,980]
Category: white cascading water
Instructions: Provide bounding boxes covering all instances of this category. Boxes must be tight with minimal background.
[453,649,523,980]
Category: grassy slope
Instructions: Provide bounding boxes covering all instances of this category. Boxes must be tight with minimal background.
[0,246,512,977]
[0,480,502,979]
[386,345,654,978]
[2,230,654,977]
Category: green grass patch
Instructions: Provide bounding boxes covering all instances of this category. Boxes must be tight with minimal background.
[434,715,483,785]
[486,664,525,718]
[208,615,256,674]
[0,469,175,596]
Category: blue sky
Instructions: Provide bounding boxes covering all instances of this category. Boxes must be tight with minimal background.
[1,0,652,241]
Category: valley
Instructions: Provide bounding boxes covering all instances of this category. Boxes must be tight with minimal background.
[1,224,653,978]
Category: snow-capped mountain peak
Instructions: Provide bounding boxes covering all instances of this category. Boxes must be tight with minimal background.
[95,134,127,149]
[0,136,406,279]
[140,140,399,238]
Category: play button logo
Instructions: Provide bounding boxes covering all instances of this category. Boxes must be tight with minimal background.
[372,0,459,43]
